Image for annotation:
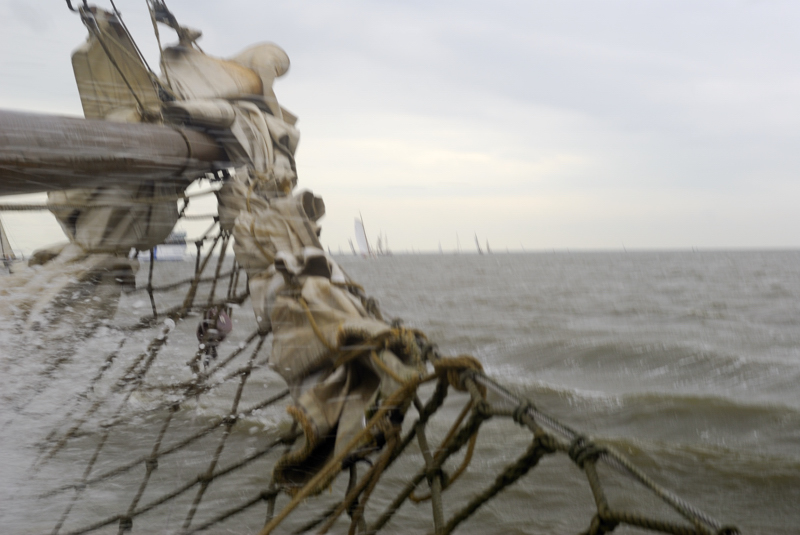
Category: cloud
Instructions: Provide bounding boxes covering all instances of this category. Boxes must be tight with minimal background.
[2,0,800,251]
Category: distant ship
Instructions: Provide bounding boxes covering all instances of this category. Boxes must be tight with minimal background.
[1,215,20,270]
[353,213,391,257]
[138,230,187,261]
[354,215,372,257]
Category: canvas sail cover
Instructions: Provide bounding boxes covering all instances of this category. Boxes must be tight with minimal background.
[202,37,426,494]
[71,7,161,120]
[3,3,426,497]
[161,45,263,101]
[226,188,426,492]
[2,7,182,335]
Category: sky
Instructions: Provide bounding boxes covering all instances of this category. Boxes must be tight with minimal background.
[1,0,800,254]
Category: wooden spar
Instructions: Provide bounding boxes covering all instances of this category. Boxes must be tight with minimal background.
[0,109,227,195]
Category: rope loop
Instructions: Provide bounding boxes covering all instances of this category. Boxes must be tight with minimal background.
[568,435,607,469]
[433,355,483,392]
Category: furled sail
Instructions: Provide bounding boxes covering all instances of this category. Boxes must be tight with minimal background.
[71,5,162,120]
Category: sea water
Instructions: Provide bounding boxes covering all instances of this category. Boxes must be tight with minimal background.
[1,251,798,534]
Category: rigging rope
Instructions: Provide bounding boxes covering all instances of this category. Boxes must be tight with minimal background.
[14,6,740,530]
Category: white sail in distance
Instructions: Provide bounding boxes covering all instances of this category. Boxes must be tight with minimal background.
[0,216,16,262]
[354,217,371,256]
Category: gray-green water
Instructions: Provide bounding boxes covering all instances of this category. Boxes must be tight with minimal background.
[2,251,798,534]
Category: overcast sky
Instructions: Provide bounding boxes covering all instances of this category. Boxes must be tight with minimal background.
[2,0,800,254]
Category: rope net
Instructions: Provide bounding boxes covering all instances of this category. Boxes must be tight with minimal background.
[13,227,738,535]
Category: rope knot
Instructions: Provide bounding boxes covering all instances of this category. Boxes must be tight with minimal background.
[512,401,535,426]
[145,456,159,472]
[419,341,438,362]
[536,432,558,454]
[434,355,483,391]
[118,516,133,532]
[426,467,448,486]
[222,414,238,427]
[473,399,493,420]
[341,450,375,470]
[568,435,606,469]
[588,512,619,534]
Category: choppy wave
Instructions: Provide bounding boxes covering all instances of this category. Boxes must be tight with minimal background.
[3,251,800,534]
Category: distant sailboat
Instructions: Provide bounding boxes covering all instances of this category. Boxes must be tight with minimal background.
[475,234,484,255]
[373,233,391,256]
[1,215,19,270]
[354,213,373,257]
